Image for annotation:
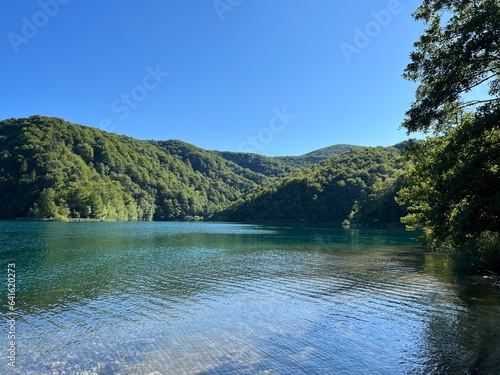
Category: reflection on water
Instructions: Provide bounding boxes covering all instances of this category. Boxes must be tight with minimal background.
[1,222,499,374]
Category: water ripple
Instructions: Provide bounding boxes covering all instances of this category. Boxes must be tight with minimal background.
[3,223,500,374]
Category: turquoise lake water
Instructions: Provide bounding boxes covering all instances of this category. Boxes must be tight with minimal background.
[1,222,499,374]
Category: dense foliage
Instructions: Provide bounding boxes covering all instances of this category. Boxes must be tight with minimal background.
[0,116,371,222]
[275,144,361,169]
[218,146,407,224]
[0,116,273,221]
[213,151,298,178]
[0,116,408,225]
[215,144,360,176]
[399,0,500,270]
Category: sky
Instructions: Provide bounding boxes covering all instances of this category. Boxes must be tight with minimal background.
[0,0,426,156]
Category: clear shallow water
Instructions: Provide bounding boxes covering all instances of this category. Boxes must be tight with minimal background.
[1,222,499,374]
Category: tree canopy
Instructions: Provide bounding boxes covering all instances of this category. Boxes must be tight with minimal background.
[1,116,392,223]
[399,0,500,270]
[0,116,409,226]
[403,0,500,134]
[218,146,407,224]
[0,116,270,221]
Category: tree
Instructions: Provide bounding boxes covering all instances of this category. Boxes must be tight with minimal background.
[30,188,58,218]
[402,0,500,134]
[399,0,500,270]
[351,174,408,227]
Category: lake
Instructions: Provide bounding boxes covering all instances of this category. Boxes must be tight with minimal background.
[1,222,500,374]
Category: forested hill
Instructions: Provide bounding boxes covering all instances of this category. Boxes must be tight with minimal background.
[214,144,361,177]
[275,144,362,169]
[0,116,409,223]
[216,146,408,224]
[0,116,373,221]
[0,116,269,220]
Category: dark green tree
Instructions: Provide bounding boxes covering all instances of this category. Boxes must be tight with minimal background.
[30,188,58,218]
[398,0,500,270]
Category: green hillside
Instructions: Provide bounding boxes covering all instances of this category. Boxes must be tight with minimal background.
[216,146,407,224]
[0,116,409,224]
[0,116,275,221]
[214,151,298,178]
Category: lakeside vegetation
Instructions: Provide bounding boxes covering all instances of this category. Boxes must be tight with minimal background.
[0,115,403,225]
[216,145,408,224]
[396,0,500,270]
[0,116,269,222]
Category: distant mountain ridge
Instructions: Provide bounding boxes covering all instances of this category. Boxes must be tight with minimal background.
[294,143,362,162]
[274,144,362,170]
[0,116,410,223]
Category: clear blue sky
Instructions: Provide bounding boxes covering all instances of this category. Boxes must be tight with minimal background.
[1,0,424,156]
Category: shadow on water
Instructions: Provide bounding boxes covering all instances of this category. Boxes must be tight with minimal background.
[417,252,500,374]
